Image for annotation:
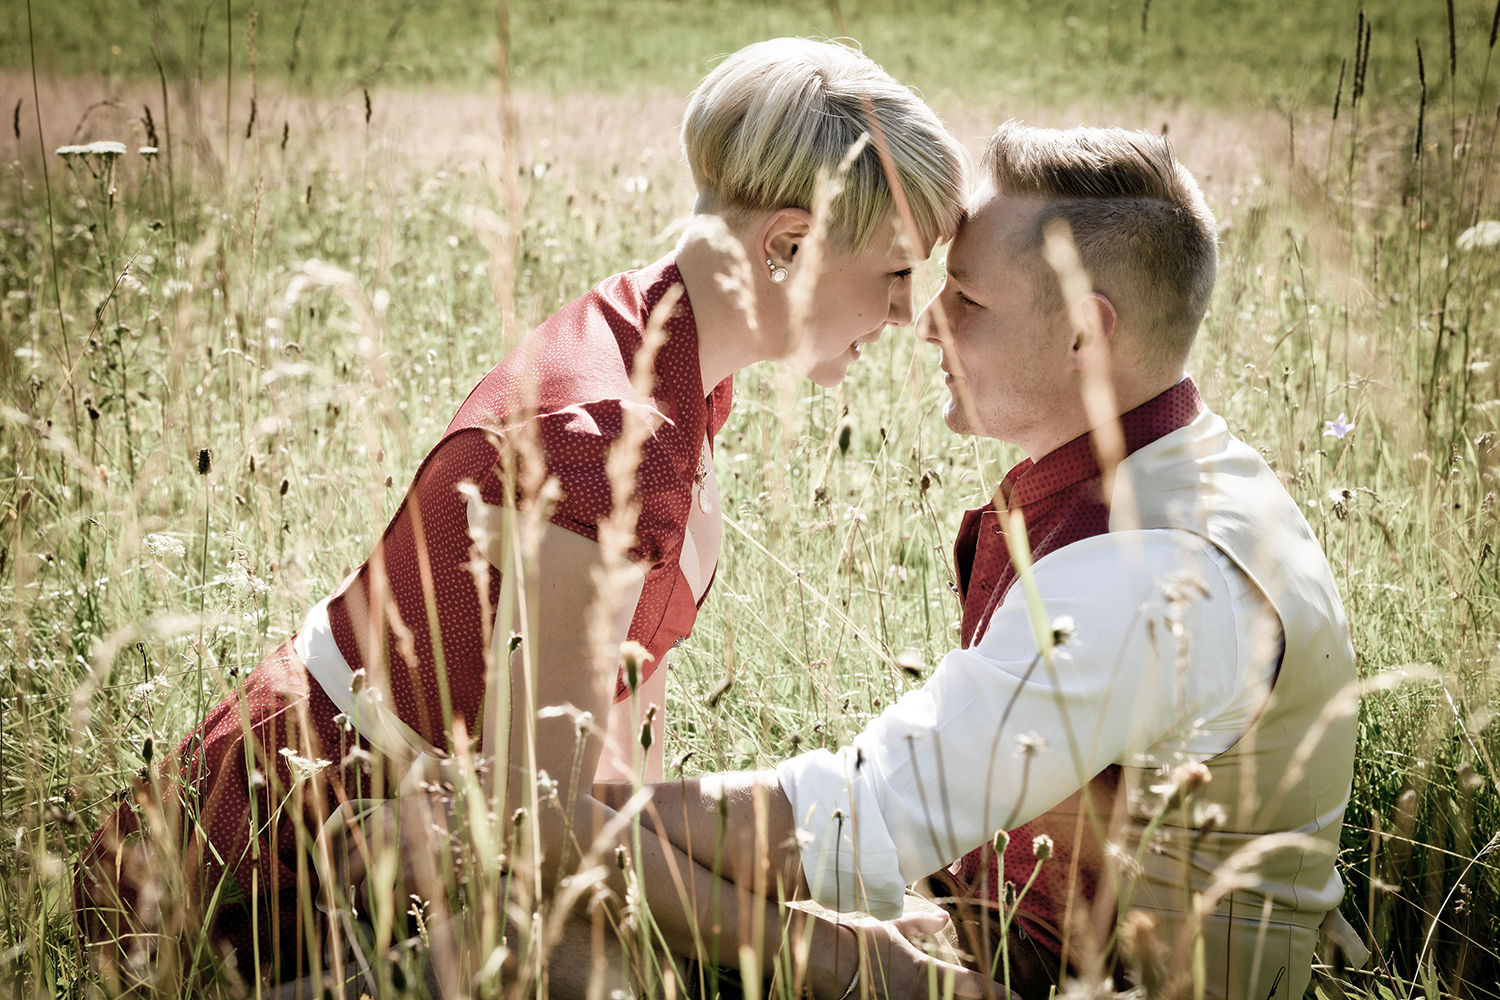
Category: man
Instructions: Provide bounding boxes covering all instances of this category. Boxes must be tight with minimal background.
[642,122,1358,999]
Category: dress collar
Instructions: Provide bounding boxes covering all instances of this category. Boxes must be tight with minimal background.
[637,257,734,440]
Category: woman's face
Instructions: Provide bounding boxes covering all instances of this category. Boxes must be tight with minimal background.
[783,218,934,387]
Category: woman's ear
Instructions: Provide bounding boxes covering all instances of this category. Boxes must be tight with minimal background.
[759,208,813,271]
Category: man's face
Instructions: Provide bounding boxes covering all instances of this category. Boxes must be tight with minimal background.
[917,186,1076,455]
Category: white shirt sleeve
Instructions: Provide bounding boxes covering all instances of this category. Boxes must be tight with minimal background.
[775,528,1281,918]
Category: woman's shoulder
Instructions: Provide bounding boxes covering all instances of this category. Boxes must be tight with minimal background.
[451,257,695,437]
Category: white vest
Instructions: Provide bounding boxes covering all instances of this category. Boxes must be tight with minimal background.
[1110,410,1357,999]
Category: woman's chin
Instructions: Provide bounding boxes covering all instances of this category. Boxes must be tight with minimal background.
[802,352,860,387]
[805,365,850,388]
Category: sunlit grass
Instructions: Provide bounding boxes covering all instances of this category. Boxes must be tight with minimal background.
[3,4,1500,997]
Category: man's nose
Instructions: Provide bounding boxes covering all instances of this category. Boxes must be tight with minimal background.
[915,287,949,344]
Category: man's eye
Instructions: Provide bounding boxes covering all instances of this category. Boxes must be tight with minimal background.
[956,290,980,308]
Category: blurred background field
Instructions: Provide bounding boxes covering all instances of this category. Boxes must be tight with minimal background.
[2,0,1499,997]
[0,0,1471,107]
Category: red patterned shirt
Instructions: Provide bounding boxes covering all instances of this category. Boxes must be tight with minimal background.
[327,257,733,751]
[75,258,733,979]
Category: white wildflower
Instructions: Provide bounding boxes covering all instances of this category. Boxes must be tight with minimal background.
[58,141,127,161]
[143,533,186,560]
[1106,840,1143,880]
[82,140,127,157]
[128,676,166,705]
[1015,731,1049,757]
[278,747,331,782]
[1457,220,1500,252]
[1192,802,1228,832]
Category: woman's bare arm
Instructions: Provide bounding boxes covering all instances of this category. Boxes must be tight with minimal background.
[597,771,806,902]
[595,665,668,783]
[446,509,992,997]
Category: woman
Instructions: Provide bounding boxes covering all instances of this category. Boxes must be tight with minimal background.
[76,37,968,994]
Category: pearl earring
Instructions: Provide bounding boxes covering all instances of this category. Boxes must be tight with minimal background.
[766,258,789,284]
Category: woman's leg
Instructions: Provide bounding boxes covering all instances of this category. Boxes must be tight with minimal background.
[75,640,366,989]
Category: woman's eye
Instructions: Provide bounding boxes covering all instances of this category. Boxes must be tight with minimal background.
[891,268,913,280]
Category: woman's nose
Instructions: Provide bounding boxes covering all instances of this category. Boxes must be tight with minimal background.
[888,282,916,328]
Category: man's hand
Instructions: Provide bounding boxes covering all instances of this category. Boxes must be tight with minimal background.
[791,904,1008,1000]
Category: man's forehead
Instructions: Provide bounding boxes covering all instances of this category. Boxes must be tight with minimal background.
[966,187,1049,231]
[950,188,1048,269]
[946,197,999,276]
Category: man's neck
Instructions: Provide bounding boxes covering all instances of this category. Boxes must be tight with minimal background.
[1019,369,1188,462]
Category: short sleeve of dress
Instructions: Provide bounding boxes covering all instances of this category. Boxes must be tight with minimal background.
[501,399,695,569]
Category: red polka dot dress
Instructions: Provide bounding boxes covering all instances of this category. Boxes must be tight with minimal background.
[950,379,1203,968]
[75,258,732,981]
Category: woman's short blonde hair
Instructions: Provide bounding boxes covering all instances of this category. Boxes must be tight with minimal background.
[681,38,967,252]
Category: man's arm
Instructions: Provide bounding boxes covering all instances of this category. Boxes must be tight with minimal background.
[627,531,1258,919]
[778,530,1262,915]
[583,777,994,998]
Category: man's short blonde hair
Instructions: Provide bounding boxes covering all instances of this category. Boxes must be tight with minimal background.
[983,122,1218,369]
[682,38,966,252]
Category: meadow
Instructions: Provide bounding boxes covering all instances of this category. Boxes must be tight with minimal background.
[2,0,1498,997]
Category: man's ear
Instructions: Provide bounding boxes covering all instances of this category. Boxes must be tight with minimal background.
[759,208,813,270]
[1069,292,1117,367]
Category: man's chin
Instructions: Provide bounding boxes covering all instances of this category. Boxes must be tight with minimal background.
[941,401,974,436]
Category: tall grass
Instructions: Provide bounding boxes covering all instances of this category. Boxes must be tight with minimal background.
[2,2,1499,998]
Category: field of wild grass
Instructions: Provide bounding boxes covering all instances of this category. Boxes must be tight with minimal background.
[2,0,1499,997]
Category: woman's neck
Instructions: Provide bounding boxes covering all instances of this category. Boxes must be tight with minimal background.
[674,218,777,395]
